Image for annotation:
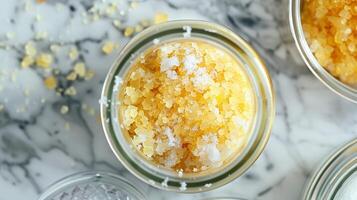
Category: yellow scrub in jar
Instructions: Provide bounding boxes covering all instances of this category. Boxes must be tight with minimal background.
[117,39,255,173]
[302,0,357,85]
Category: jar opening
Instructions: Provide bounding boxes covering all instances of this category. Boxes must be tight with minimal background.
[101,20,275,192]
[289,0,357,103]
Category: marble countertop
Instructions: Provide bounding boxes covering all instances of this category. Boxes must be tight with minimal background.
[0,0,356,199]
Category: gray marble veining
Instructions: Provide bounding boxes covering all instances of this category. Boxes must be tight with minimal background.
[0,0,356,200]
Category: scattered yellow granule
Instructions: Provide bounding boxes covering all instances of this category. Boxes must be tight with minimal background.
[102,41,116,55]
[50,44,61,53]
[113,20,121,28]
[73,62,86,77]
[66,71,77,81]
[21,41,37,68]
[135,25,143,33]
[117,39,256,173]
[68,47,79,60]
[44,76,57,89]
[124,27,134,37]
[85,70,95,80]
[25,41,37,56]
[302,0,357,85]
[154,12,168,24]
[64,86,77,96]
[21,56,34,68]
[36,53,53,69]
[60,105,69,114]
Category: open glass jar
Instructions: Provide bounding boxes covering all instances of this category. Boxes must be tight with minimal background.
[100,20,275,192]
[304,139,357,200]
[39,171,146,200]
[289,0,357,103]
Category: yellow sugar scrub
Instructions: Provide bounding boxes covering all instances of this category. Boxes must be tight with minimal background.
[117,39,256,173]
[302,0,357,85]
[101,21,275,192]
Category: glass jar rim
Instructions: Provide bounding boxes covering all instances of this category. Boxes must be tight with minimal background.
[100,20,275,193]
[289,0,357,103]
[304,139,357,200]
[202,197,249,200]
[38,171,146,200]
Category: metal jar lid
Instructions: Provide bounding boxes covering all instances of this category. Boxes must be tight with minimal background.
[304,139,357,200]
[39,171,146,200]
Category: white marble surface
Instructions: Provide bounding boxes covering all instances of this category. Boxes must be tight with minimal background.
[0,0,356,199]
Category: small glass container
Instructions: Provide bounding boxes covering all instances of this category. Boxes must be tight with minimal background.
[304,139,357,200]
[39,171,146,200]
[100,20,275,192]
[289,0,357,103]
[203,198,248,200]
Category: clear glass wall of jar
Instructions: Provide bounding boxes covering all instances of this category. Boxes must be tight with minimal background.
[289,0,357,103]
[100,20,275,193]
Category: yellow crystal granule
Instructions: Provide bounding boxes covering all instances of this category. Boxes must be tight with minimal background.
[118,40,255,173]
[302,0,357,85]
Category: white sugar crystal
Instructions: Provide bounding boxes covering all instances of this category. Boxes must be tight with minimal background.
[138,134,147,142]
[160,56,179,72]
[310,39,321,53]
[153,38,160,44]
[165,151,178,167]
[133,133,147,148]
[211,106,219,115]
[113,75,123,92]
[179,182,187,191]
[178,169,183,177]
[155,139,169,155]
[164,127,176,147]
[160,45,176,56]
[166,70,178,80]
[204,183,212,188]
[206,144,220,162]
[161,177,169,187]
[136,68,146,77]
[233,115,248,132]
[99,96,109,107]
[194,134,221,165]
[183,54,199,74]
[183,26,192,38]
[192,67,213,88]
